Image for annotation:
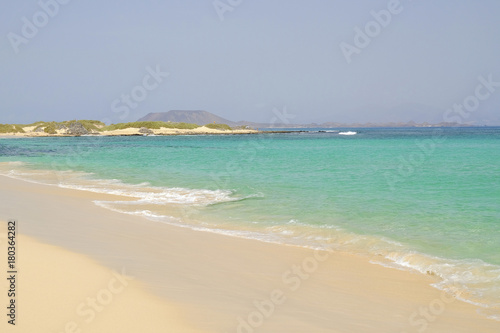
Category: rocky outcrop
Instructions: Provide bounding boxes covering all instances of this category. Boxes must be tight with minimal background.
[138,127,153,135]
[66,122,89,135]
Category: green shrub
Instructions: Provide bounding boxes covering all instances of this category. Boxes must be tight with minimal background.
[66,120,105,132]
[23,120,105,134]
[27,121,47,127]
[14,125,25,133]
[204,123,232,130]
[43,122,57,134]
[0,124,25,133]
[101,121,199,131]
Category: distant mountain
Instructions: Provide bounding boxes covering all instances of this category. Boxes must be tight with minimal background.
[137,110,469,128]
[138,110,238,126]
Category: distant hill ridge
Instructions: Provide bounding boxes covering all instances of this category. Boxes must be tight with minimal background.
[137,110,468,128]
[138,110,237,126]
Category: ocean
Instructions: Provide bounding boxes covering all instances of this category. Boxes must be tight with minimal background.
[1,127,499,319]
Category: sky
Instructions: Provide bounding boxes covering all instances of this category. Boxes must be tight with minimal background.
[1,0,500,125]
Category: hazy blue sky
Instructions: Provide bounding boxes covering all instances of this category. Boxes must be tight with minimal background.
[1,0,500,125]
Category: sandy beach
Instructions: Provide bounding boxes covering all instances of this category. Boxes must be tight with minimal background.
[0,174,499,332]
[0,233,200,332]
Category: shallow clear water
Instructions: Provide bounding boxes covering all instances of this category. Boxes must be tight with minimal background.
[1,127,499,318]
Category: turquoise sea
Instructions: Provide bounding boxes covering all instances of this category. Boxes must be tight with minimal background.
[1,127,499,319]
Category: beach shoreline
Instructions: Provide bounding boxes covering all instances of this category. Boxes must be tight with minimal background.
[0,174,499,332]
[0,125,259,137]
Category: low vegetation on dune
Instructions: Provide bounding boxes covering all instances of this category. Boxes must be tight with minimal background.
[0,124,25,133]
[204,123,232,130]
[71,120,106,129]
[101,121,200,131]
[39,122,58,134]
[30,120,106,134]
[0,120,240,135]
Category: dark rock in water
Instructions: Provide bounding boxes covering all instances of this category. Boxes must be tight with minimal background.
[138,127,153,135]
[67,122,89,135]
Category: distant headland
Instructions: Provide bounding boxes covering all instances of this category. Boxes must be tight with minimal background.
[1,110,477,137]
[0,119,257,137]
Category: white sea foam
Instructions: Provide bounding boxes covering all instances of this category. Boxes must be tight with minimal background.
[338,131,357,135]
[1,161,499,319]
[62,183,235,205]
[0,161,245,207]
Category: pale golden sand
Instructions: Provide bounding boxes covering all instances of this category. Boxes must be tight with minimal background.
[100,125,257,136]
[0,175,498,332]
[0,233,200,332]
